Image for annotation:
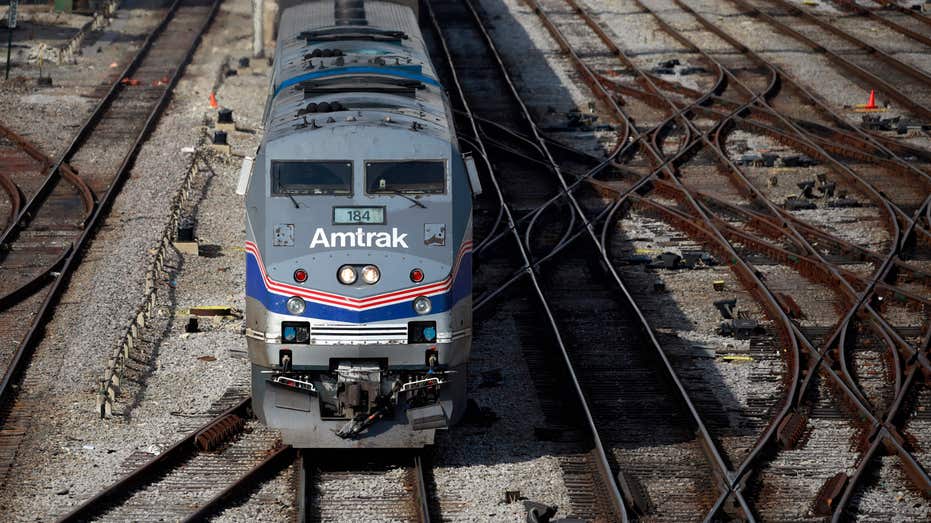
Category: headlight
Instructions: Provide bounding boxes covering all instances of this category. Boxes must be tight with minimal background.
[337,265,357,285]
[286,296,305,315]
[361,265,380,284]
[413,296,432,315]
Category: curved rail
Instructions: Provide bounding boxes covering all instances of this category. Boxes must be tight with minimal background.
[58,397,252,522]
[0,0,223,414]
[514,0,931,519]
[558,0,931,518]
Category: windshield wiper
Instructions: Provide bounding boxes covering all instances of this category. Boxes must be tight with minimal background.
[389,190,426,208]
[287,194,301,208]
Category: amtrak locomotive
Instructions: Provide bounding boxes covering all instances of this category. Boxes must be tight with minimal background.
[238,0,479,447]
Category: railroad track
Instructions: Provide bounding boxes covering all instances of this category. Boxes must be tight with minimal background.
[0,0,222,487]
[296,450,432,522]
[56,391,294,522]
[431,0,931,519]
[59,389,434,522]
[531,0,931,520]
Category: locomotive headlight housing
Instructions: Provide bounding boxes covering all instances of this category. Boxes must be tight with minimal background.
[286,296,306,315]
[361,265,380,284]
[337,265,357,285]
[413,296,432,315]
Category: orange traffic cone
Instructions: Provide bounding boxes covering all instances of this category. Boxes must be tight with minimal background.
[864,90,877,110]
[209,92,218,109]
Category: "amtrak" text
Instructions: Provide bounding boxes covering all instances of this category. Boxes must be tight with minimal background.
[309,227,409,249]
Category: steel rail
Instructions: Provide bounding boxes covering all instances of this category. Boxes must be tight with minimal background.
[612,2,928,512]
[763,0,931,80]
[0,123,94,234]
[440,2,732,308]
[182,443,295,522]
[664,0,931,362]
[0,173,19,226]
[0,0,190,251]
[871,0,931,28]
[674,0,931,392]
[427,0,628,518]
[630,0,931,512]
[412,454,432,523]
[465,76,931,378]
[295,451,312,523]
[727,0,931,120]
[57,397,251,522]
[555,1,809,516]
[597,74,931,199]
[522,0,763,517]
[828,0,931,48]
[664,1,931,392]
[665,0,912,244]
[674,0,931,214]
[295,450,431,523]
[0,0,223,413]
[834,329,931,518]
[532,2,904,520]
[553,0,931,518]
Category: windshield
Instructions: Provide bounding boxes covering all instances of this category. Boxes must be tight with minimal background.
[365,161,445,194]
[272,161,352,195]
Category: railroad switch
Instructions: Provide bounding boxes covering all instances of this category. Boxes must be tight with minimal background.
[523,501,572,523]
[659,252,680,269]
[216,108,236,132]
[784,197,816,211]
[175,219,198,255]
[210,131,231,154]
[797,181,815,199]
[713,298,737,319]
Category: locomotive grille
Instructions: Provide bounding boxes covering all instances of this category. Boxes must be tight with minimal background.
[310,324,408,344]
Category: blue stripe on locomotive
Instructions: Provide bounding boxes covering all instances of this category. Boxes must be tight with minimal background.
[246,250,472,323]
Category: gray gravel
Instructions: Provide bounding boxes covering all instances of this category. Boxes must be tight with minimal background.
[0,0,263,518]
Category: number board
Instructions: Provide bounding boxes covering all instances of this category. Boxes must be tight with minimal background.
[333,206,385,225]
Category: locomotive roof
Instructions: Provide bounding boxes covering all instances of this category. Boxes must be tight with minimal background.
[264,0,451,145]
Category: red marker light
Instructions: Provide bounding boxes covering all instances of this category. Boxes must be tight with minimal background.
[293,269,308,283]
[410,268,424,283]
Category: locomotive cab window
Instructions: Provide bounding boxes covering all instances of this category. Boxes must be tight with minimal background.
[272,161,352,195]
[365,160,445,195]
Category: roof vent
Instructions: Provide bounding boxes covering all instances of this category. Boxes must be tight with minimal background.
[305,48,344,59]
[298,101,347,115]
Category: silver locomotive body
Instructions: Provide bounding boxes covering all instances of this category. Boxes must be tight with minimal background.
[241,0,475,448]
